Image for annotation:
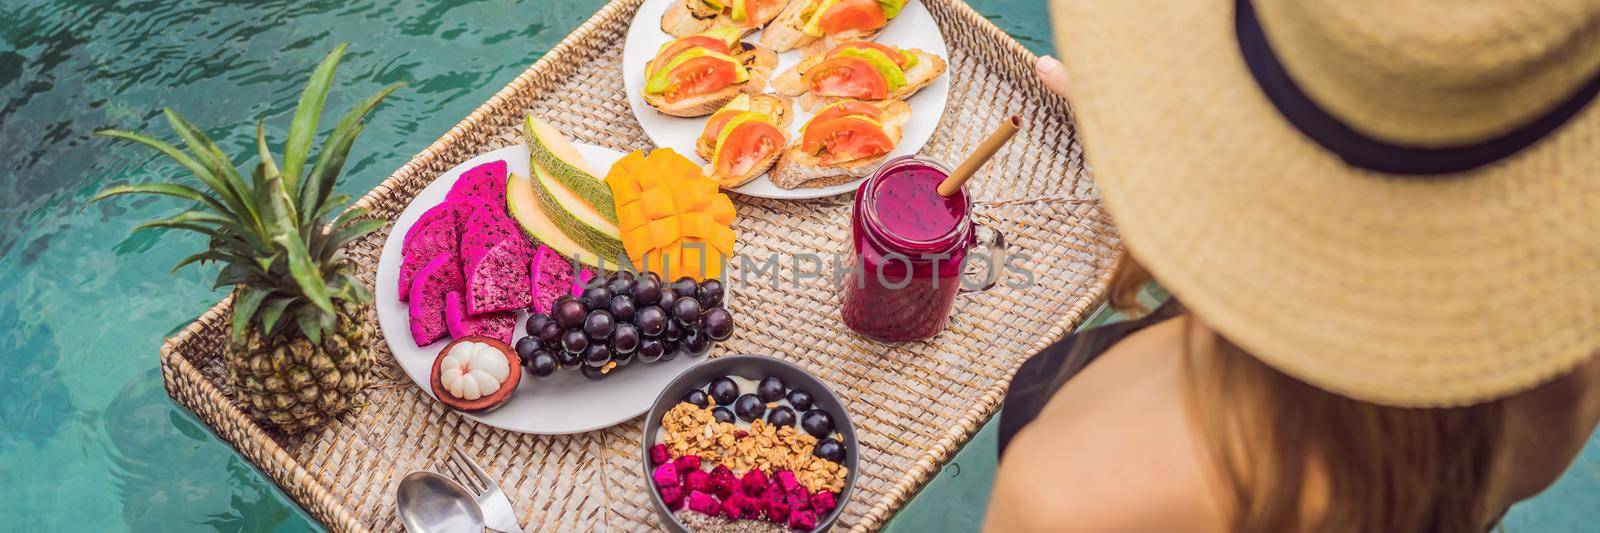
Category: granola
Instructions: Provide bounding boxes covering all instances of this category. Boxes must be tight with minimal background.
[661,402,848,493]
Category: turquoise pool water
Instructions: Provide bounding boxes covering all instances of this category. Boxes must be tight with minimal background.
[0,1,1591,531]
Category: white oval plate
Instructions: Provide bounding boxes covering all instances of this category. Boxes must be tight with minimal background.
[622,0,950,199]
[375,144,710,434]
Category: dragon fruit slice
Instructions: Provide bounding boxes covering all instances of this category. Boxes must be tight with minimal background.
[529,245,574,314]
[570,268,596,297]
[458,200,521,267]
[443,291,516,344]
[407,252,462,346]
[445,160,509,202]
[397,202,466,301]
[465,238,535,315]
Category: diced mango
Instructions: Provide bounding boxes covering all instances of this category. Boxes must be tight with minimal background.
[615,201,646,232]
[647,216,682,249]
[679,212,713,239]
[640,188,677,218]
[622,226,653,265]
[706,194,736,225]
[708,224,736,256]
[611,177,642,206]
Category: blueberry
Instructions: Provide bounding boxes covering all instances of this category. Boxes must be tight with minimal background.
[756,376,785,402]
[767,405,796,427]
[608,294,636,321]
[701,307,734,341]
[611,323,640,354]
[634,306,668,337]
[515,336,541,361]
[800,410,834,438]
[552,297,588,329]
[581,286,612,310]
[525,314,553,337]
[681,327,712,357]
[561,329,589,354]
[813,438,845,463]
[785,389,814,412]
[524,351,558,378]
[683,389,709,408]
[696,279,724,308]
[636,338,665,364]
[671,297,702,327]
[707,377,739,405]
[711,406,735,424]
[734,394,766,422]
[583,310,615,340]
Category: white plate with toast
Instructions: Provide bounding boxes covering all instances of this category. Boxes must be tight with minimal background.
[622,0,950,200]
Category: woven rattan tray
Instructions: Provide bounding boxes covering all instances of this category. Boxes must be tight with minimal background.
[159,0,1118,530]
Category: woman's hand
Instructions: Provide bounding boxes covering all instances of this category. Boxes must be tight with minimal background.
[1035,55,1070,99]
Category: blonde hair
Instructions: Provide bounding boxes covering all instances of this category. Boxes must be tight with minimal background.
[1106,254,1507,532]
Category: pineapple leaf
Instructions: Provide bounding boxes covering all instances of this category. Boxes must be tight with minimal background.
[255,119,279,181]
[301,82,403,223]
[164,109,263,233]
[314,195,355,230]
[171,250,235,273]
[341,271,372,305]
[297,310,323,345]
[257,296,294,338]
[231,287,269,341]
[92,183,233,218]
[270,213,335,315]
[214,262,268,289]
[280,43,349,196]
[94,130,247,220]
[325,218,383,254]
[133,211,232,236]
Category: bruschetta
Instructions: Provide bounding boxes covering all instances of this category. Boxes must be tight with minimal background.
[696,94,795,188]
[662,0,794,37]
[772,41,945,111]
[769,99,911,189]
[643,28,780,117]
[761,0,909,53]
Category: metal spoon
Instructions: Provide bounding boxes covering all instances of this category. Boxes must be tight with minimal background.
[397,471,487,533]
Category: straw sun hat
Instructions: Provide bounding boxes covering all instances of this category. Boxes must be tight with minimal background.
[1049,0,1600,407]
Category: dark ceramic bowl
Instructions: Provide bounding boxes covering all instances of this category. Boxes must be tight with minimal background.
[641,354,859,533]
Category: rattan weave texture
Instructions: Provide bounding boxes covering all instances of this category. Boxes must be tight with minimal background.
[159,0,1119,530]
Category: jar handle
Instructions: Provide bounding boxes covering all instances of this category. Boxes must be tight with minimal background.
[960,223,1008,294]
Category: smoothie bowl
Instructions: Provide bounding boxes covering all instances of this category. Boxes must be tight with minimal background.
[642,355,858,532]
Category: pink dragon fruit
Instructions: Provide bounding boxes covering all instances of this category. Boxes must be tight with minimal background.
[397,202,464,301]
[529,245,574,314]
[720,494,747,520]
[464,238,535,315]
[445,160,509,202]
[709,465,737,499]
[674,455,702,474]
[652,462,679,488]
[811,490,837,516]
[570,268,596,297]
[457,200,520,267]
[660,486,685,511]
[685,470,712,494]
[788,509,817,531]
[741,469,768,497]
[765,501,790,524]
[649,444,671,466]
[443,291,516,344]
[407,252,462,346]
[686,491,720,516]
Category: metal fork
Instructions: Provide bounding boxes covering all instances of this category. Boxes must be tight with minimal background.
[446,445,525,533]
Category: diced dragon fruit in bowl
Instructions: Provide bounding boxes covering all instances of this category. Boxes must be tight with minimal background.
[649,374,851,532]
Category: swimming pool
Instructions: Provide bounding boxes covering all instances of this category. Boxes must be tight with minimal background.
[0,1,1591,531]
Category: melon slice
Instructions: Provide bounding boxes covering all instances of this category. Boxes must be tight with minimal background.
[507,171,612,268]
[397,202,463,301]
[524,114,617,223]
[408,252,462,346]
[530,245,575,314]
[531,162,626,262]
[446,160,509,202]
[465,238,535,315]
[444,291,516,345]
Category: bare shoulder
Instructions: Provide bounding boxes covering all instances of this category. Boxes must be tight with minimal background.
[983,318,1227,533]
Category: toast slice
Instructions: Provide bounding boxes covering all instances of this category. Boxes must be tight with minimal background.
[761,0,893,52]
[644,42,780,118]
[769,99,911,189]
[664,0,792,38]
[696,94,796,188]
[772,48,946,111]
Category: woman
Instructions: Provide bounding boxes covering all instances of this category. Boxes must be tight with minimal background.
[985,0,1600,531]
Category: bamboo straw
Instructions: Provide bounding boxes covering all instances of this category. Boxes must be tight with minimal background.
[938,115,1024,197]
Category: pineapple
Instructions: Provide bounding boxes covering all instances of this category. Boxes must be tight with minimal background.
[94,44,403,433]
